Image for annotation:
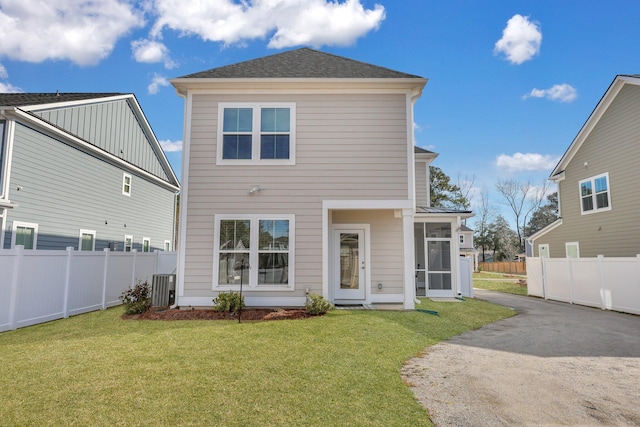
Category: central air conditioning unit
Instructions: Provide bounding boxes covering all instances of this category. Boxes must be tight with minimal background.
[151,274,176,307]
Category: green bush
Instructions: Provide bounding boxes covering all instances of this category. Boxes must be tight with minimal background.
[120,280,151,315]
[305,293,334,315]
[213,291,245,312]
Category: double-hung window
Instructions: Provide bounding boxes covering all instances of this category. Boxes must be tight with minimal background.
[579,173,611,214]
[218,103,295,165]
[214,214,294,290]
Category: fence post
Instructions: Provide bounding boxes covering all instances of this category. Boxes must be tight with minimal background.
[131,249,137,288]
[8,245,24,331]
[567,257,574,304]
[102,248,109,310]
[541,257,547,300]
[62,247,74,318]
[598,255,607,310]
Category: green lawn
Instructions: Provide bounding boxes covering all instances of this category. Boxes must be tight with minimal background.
[474,272,528,296]
[0,299,514,426]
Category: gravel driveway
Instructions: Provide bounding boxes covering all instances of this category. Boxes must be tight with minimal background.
[402,290,640,426]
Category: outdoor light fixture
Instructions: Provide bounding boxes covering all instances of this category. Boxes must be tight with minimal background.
[249,185,262,195]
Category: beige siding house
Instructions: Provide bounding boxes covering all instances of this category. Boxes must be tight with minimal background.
[529,75,640,258]
[171,48,472,309]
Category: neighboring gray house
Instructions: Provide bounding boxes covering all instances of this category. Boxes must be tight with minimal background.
[171,48,472,310]
[528,75,640,258]
[0,93,180,252]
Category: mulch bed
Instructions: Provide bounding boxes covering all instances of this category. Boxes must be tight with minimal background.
[123,308,313,321]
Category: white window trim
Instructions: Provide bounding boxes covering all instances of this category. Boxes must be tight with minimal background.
[79,229,96,251]
[11,221,38,249]
[164,240,171,251]
[579,172,611,215]
[213,214,295,291]
[565,242,580,259]
[124,234,133,252]
[142,237,150,252]
[216,102,296,166]
[122,173,132,196]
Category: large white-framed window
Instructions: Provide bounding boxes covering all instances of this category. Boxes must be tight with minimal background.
[213,214,294,290]
[122,173,132,196]
[565,242,580,258]
[79,229,96,251]
[124,235,133,252]
[12,221,38,249]
[142,237,150,252]
[579,173,611,214]
[217,103,296,165]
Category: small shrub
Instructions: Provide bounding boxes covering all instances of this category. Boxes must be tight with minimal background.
[213,291,245,313]
[305,293,334,315]
[120,280,151,315]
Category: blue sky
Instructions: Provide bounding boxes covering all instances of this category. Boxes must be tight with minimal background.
[2,0,640,225]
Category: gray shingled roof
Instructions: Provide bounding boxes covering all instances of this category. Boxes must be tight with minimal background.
[179,48,423,79]
[0,93,124,107]
[414,146,435,154]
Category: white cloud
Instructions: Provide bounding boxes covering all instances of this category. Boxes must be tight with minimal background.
[0,63,7,79]
[494,14,542,65]
[0,81,23,93]
[131,39,176,69]
[523,83,577,103]
[0,0,144,65]
[496,153,560,172]
[148,0,385,49]
[147,73,170,94]
[159,139,182,152]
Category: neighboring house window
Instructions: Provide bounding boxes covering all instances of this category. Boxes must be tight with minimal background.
[565,242,580,258]
[218,103,295,165]
[459,235,465,245]
[579,173,611,214]
[122,173,132,196]
[12,221,38,249]
[79,229,96,251]
[142,237,150,252]
[214,214,294,290]
[164,240,171,251]
[124,235,133,252]
[538,244,549,258]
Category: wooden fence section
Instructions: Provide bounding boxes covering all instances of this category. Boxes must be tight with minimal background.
[527,256,640,315]
[478,261,526,274]
[0,247,177,332]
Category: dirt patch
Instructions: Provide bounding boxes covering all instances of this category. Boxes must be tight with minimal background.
[123,307,313,321]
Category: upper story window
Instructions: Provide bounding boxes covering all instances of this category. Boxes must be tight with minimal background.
[217,103,296,165]
[579,173,611,214]
[122,173,132,196]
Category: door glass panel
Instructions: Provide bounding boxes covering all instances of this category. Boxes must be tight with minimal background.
[428,273,452,290]
[428,241,451,270]
[339,233,360,290]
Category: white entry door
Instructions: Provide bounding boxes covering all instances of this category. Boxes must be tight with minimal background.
[334,228,366,301]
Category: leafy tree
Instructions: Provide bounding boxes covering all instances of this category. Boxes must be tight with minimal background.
[524,192,558,236]
[488,215,519,262]
[429,166,470,209]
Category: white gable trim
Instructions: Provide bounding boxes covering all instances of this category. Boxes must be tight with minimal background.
[551,75,640,177]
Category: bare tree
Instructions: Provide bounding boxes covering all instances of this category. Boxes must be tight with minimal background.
[495,179,551,252]
[454,173,475,212]
[473,186,496,262]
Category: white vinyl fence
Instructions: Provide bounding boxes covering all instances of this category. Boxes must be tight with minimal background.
[459,256,474,298]
[1,246,177,332]
[527,256,640,315]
